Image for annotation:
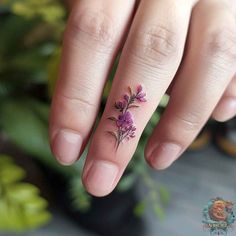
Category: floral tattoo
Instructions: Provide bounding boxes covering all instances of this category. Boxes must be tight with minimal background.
[107,85,147,150]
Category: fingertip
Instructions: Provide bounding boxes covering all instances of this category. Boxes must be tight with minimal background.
[51,129,83,166]
[82,160,119,197]
[212,97,236,122]
[145,142,182,170]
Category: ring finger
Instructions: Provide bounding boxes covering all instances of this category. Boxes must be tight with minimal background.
[145,0,236,170]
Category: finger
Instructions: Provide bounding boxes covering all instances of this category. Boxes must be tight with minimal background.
[212,74,236,122]
[82,0,196,196]
[49,0,136,165]
[145,0,236,170]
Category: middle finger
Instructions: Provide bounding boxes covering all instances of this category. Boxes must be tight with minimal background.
[82,0,196,196]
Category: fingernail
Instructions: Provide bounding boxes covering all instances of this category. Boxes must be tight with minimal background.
[84,161,119,197]
[52,129,82,165]
[148,142,182,170]
[214,97,236,122]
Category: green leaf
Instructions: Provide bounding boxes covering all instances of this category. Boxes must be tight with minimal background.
[117,173,136,192]
[47,47,61,96]
[128,86,132,95]
[7,183,39,202]
[26,211,51,229]
[0,14,35,56]
[159,94,169,107]
[142,111,160,138]
[107,117,117,121]
[159,185,170,206]
[103,79,112,99]
[23,197,48,213]
[0,155,51,231]
[69,178,91,212]
[29,100,50,124]
[7,0,65,25]
[134,201,146,217]
[150,111,161,126]
[0,155,13,165]
[0,155,26,184]
[153,205,165,220]
[0,99,51,159]
[2,203,25,230]
[0,99,77,177]
[0,165,26,184]
[106,131,117,140]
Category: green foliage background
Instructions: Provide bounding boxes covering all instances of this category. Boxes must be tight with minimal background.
[0,0,170,231]
[0,155,51,231]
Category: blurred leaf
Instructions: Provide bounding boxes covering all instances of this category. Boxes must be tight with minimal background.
[7,183,39,202]
[0,99,77,177]
[5,0,66,25]
[0,154,14,166]
[0,155,26,184]
[26,211,51,229]
[150,111,161,126]
[159,185,170,206]
[153,204,165,220]
[0,165,26,184]
[0,14,35,56]
[103,79,112,100]
[159,94,169,107]
[0,155,51,231]
[69,177,92,212]
[117,173,137,192]
[1,99,52,158]
[24,197,48,213]
[134,201,146,217]
[47,47,61,96]
[28,99,50,124]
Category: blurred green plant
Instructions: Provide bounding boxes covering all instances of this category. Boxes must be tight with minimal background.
[0,154,51,231]
[0,0,170,226]
[3,0,66,26]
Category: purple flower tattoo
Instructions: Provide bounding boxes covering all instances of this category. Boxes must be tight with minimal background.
[107,84,147,150]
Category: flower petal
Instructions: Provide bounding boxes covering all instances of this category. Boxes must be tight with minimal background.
[124,94,129,102]
[137,97,147,102]
[137,85,143,93]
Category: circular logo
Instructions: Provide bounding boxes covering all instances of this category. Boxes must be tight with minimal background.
[202,197,235,235]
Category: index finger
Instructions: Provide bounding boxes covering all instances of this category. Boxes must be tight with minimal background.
[49,0,136,165]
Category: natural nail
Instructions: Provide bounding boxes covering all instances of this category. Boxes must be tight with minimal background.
[84,160,119,197]
[148,142,181,170]
[214,97,236,122]
[52,129,82,165]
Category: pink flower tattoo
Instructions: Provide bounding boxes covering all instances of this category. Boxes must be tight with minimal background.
[107,85,147,150]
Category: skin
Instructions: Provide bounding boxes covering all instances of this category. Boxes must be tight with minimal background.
[50,0,236,197]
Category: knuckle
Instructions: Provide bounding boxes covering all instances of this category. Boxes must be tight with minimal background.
[66,9,116,49]
[60,91,96,118]
[175,113,203,132]
[204,25,236,60]
[131,25,179,65]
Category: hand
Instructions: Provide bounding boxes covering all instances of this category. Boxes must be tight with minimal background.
[49,0,236,196]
